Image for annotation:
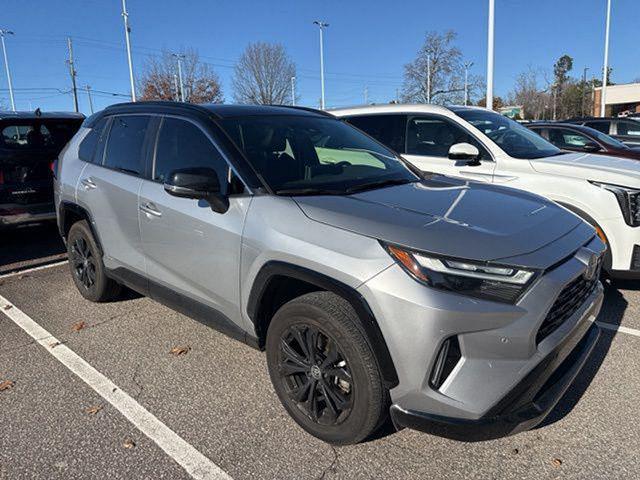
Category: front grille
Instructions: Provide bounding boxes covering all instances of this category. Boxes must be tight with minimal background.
[536,268,600,344]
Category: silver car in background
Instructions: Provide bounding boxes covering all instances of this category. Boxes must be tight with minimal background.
[55,102,605,445]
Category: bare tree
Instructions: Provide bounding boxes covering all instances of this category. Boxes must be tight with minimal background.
[138,48,223,104]
[402,30,481,105]
[508,67,551,120]
[232,42,296,105]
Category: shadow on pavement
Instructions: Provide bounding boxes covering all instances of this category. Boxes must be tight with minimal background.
[0,222,66,273]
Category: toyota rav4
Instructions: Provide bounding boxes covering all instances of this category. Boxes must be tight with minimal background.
[55,102,604,445]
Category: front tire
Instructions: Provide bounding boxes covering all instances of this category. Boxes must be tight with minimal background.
[67,220,121,302]
[266,292,388,445]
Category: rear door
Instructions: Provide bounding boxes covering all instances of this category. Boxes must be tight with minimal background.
[76,114,155,276]
[138,115,250,326]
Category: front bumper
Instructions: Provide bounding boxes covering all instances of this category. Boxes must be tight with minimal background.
[0,202,56,227]
[390,322,600,441]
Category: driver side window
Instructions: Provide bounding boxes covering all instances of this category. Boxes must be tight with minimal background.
[406,116,490,159]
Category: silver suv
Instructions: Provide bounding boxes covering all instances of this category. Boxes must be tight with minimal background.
[55,102,605,445]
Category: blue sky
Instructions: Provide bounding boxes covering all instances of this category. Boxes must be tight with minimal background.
[2,0,638,114]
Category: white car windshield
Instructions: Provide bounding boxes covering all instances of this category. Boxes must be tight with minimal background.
[454,109,563,159]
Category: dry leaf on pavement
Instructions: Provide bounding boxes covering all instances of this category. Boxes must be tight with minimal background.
[72,321,86,332]
[85,405,103,415]
[0,380,14,391]
[552,458,563,467]
[169,346,191,356]
[2,304,12,310]
[123,439,136,449]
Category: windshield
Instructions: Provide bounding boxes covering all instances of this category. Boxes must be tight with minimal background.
[220,115,419,195]
[454,109,562,159]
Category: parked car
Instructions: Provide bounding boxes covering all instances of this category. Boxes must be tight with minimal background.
[526,122,640,160]
[0,110,83,228]
[56,101,604,445]
[565,116,640,147]
[333,104,640,279]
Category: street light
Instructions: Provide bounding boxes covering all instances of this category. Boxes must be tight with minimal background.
[121,0,136,102]
[0,29,16,111]
[291,76,296,106]
[313,21,329,109]
[463,61,474,106]
[601,0,612,117]
[172,53,185,102]
[486,0,495,110]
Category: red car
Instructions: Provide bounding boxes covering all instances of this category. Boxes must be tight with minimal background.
[527,122,640,161]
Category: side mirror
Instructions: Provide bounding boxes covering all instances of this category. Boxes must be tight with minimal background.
[164,167,229,213]
[448,143,481,165]
[582,142,601,153]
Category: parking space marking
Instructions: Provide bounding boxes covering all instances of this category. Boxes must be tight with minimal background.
[0,293,233,480]
[596,321,640,338]
[0,260,69,279]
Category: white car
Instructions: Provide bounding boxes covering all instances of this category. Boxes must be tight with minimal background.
[332,104,640,279]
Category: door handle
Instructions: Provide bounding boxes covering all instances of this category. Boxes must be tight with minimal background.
[80,177,97,190]
[139,202,162,217]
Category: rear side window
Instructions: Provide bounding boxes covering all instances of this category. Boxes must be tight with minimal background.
[104,115,150,175]
[78,118,107,163]
[617,121,640,137]
[584,120,610,134]
[153,117,228,188]
[345,115,407,153]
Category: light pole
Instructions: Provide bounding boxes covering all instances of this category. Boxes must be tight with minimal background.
[85,85,94,114]
[313,21,329,109]
[426,54,431,103]
[172,53,185,102]
[486,0,495,110]
[0,30,16,111]
[463,61,474,106]
[291,76,296,106]
[581,67,589,117]
[121,0,136,102]
[601,0,612,117]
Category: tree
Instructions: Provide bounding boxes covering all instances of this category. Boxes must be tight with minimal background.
[507,67,551,120]
[138,49,223,103]
[232,42,296,105]
[476,96,505,110]
[402,30,481,105]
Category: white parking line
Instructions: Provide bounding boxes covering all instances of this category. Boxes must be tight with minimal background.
[596,321,640,338]
[0,260,69,279]
[0,294,233,480]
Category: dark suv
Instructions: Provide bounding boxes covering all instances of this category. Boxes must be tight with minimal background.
[566,117,640,147]
[0,111,83,228]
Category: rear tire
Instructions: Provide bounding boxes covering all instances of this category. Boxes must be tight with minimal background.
[67,220,121,302]
[266,291,388,445]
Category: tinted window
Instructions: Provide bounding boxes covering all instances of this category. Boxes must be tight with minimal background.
[104,115,150,175]
[220,115,417,195]
[547,128,594,150]
[1,121,80,151]
[617,120,640,137]
[154,117,228,188]
[406,116,490,159]
[78,118,108,163]
[345,115,407,153]
[584,120,610,134]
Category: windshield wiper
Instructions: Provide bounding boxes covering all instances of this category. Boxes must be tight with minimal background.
[275,187,344,196]
[345,178,414,194]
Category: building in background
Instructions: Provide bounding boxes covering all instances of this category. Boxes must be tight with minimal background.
[593,82,640,117]
[499,105,524,119]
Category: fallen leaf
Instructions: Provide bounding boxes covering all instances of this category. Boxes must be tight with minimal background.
[3,304,12,311]
[512,448,519,455]
[49,341,61,349]
[552,458,563,467]
[169,346,191,356]
[72,321,86,332]
[85,405,103,415]
[123,439,136,449]
[0,380,14,391]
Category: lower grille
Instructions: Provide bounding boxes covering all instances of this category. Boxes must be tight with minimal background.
[536,269,600,344]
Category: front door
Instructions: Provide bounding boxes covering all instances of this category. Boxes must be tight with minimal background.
[138,116,250,327]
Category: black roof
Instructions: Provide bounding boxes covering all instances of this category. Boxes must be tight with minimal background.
[0,110,85,121]
[100,101,332,119]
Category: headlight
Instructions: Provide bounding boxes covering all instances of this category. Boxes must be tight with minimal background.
[590,181,640,227]
[383,243,537,304]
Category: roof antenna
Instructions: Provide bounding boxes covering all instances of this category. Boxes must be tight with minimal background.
[35,107,42,117]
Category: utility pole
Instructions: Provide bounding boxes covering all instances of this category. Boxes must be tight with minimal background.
[581,67,589,117]
[0,29,16,111]
[172,53,185,102]
[173,74,179,101]
[67,37,79,113]
[395,88,399,104]
[601,0,612,117]
[85,85,94,114]
[364,85,368,104]
[121,0,136,102]
[426,53,431,103]
[486,0,495,110]
[313,21,329,109]
[291,76,296,106]
[463,61,474,106]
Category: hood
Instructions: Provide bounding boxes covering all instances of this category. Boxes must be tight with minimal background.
[294,177,592,269]
[530,152,640,186]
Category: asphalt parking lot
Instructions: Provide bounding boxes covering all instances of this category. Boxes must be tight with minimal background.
[1,224,639,480]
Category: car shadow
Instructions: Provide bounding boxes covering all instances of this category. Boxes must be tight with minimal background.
[0,222,67,273]
[537,279,626,428]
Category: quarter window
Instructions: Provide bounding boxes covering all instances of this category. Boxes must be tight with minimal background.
[78,118,108,163]
[104,115,151,175]
[154,117,228,190]
[406,116,489,159]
